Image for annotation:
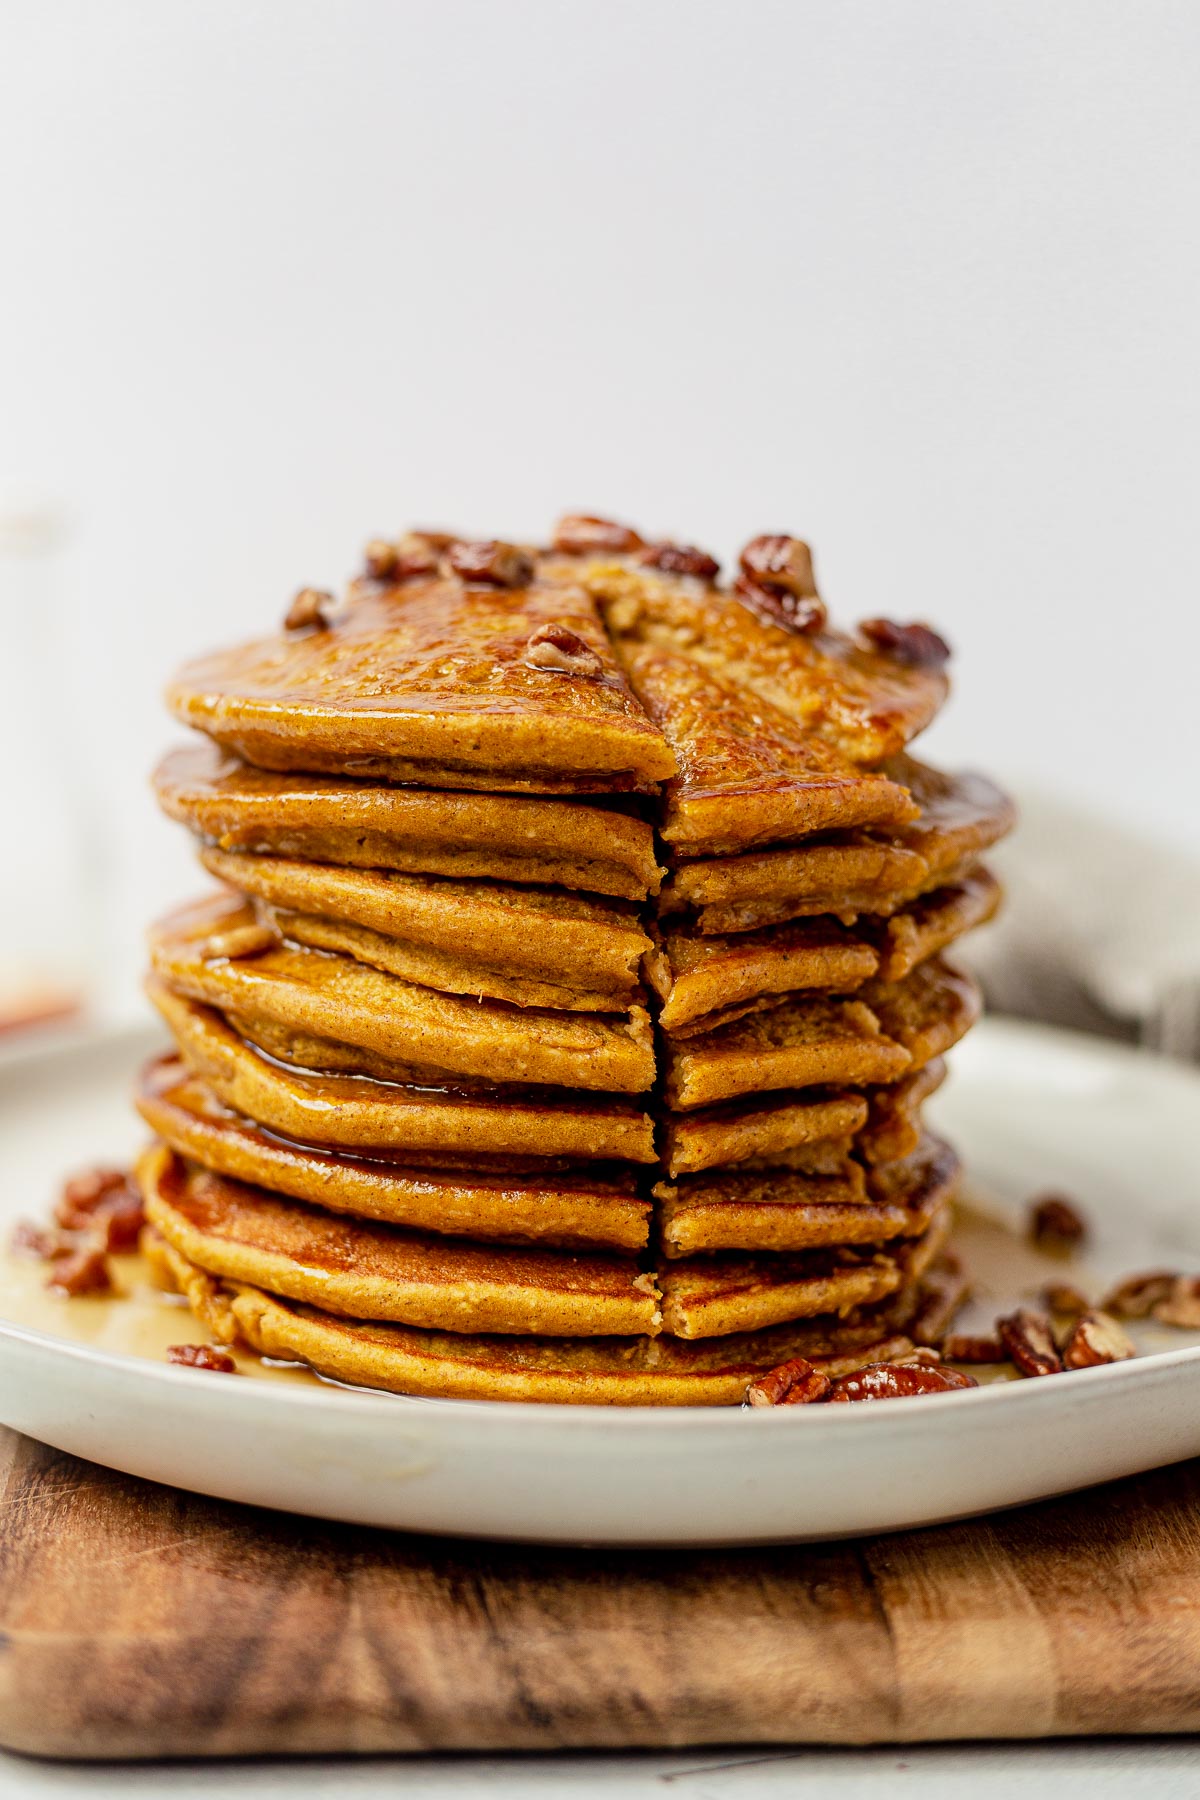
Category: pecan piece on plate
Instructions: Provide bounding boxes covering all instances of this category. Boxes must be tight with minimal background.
[553,514,643,555]
[283,587,334,631]
[525,623,604,679]
[167,1344,238,1374]
[997,1308,1063,1377]
[46,1245,113,1298]
[446,539,533,588]
[744,1357,832,1407]
[825,1361,978,1402]
[1152,1277,1200,1329]
[637,541,720,580]
[9,1219,61,1261]
[1029,1193,1088,1252]
[858,617,951,668]
[1098,1270,1175,1319]
[1061,1310,1136,1369]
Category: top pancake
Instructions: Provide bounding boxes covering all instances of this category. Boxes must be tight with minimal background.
[154,743,663,900]
[616,645,919,857]
[166,576,676,794]
[578,557,950,766]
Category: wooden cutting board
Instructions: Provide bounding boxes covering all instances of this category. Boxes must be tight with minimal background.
[2,1424,1200,1760]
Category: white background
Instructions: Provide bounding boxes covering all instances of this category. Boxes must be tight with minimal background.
[2,0,1199,1007]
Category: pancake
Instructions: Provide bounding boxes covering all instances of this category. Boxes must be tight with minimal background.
[149,982,658,1164]
[661,1089,870,1178]
[648,917,878,1035]
[617,644,918,856]
[656,1134,959,1259]
[662,996,910,1112]
[873,870,1000,983]
[150,893,656,1093]
[166,574,675,793]
[579,557,949,763]
[858,1059,947,1165]
[660,760,1015,934]
[145,1228,924,1405]
[198,847,649,1010]
[136,1055,652,1251]
[155,743,663,900]
[140,1145,662,1337]
[860,957,981,1073]
[662,957,976,1110]
[657,1243,905,1339]
[649,874,995,1035]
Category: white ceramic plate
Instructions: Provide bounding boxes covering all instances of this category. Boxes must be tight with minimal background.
[1,1016,1199,1546]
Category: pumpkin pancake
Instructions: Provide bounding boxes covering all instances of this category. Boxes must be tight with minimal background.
[149,982,658,1164]
[649,870,998,1035]
[197,847,649,1011]
[662,996,910,1112]
[155,743,663,900]
[660,760,1015,934]
[150,893,655,1093]
[657,1243,904,1339]
[166,574,675,793]
[616,644,917,856]
[858,1059,947,1165]
[656,1134,958,1259]
[661,1089,870,1178]
[861,957,981,1073]
[662,957,976,1110]
[145,1228,925,1405]
[140,1145,662,1337]
[578,557,949,764]
[136,1055,651,1251]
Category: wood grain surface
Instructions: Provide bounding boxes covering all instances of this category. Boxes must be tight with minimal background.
[2,1425,1200,1760]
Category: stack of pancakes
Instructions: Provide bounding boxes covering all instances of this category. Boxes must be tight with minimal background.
[136,519,1013,1404]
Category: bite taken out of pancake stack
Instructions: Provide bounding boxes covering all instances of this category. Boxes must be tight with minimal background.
[138,518,1014,1404]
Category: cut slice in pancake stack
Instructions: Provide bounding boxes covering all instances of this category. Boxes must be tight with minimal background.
[139,519,1013,1404]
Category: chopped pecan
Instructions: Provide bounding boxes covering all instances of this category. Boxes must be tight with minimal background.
[858,617,951,668]
[283,587,334,631]
[996,1308,1062,1377]
[941,1333,1009,1363]
[1029,1193,1088,1252]
[826,1361,978,1402]
[1062,1310,1136,1368]
[167,1343,238,1373]
[201,921,278,961]
[55,1167,145,1252]
[637,542,720,580]
[55,1166,130,1229]
[735,577,827,637]
[892,1345,944,1367]
[1041,1281,1091,1316]
[1100,1270,1177,1319]
[553,514,644,555]
[46,1245,113,1297]
[362,537,400,580]
[744,1356,832,1407]
[392,531,453,579]
[1152,1277,1200,1329]
[525,623,604,679]
[739,534,818,598]
[9,1219,61,1260]
[446,540,534,588]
